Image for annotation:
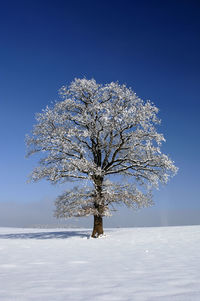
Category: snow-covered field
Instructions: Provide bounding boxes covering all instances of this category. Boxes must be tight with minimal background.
[0,226,200,301]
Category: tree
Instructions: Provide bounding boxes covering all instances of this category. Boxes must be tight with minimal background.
[26,78,177,237]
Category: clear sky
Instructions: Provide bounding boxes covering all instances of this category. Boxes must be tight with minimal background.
[0,0,200,227]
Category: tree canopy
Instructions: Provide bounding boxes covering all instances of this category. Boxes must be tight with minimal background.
[26,78,177,236]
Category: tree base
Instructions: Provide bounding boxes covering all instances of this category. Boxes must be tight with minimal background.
[91,215,103,238]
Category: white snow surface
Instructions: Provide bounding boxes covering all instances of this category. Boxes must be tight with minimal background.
[0,225,200,301]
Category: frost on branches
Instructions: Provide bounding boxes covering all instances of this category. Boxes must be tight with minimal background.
[26,78,177,237]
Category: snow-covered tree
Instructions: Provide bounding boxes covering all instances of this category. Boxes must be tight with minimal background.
[26,78,177,237]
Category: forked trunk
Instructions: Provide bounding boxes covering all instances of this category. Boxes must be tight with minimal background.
[91,215,103,238]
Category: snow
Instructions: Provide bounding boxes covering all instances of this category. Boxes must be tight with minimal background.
[0,225,200,300]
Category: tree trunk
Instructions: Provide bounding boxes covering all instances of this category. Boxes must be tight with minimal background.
[91,215,103,238]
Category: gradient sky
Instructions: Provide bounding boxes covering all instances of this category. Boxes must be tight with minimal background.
[0,0,200,227]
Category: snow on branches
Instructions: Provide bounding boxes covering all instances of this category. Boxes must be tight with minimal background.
[54,181,153,219]
[26,78,177,219]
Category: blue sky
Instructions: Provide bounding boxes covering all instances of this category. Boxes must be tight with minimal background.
[0,0,200,227]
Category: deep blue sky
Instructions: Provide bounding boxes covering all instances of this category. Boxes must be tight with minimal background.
[0,0,200,227]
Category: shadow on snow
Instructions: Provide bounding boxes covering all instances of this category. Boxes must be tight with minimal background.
[0,230,91,240]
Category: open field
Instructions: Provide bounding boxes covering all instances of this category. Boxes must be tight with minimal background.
[0,225,200,300]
